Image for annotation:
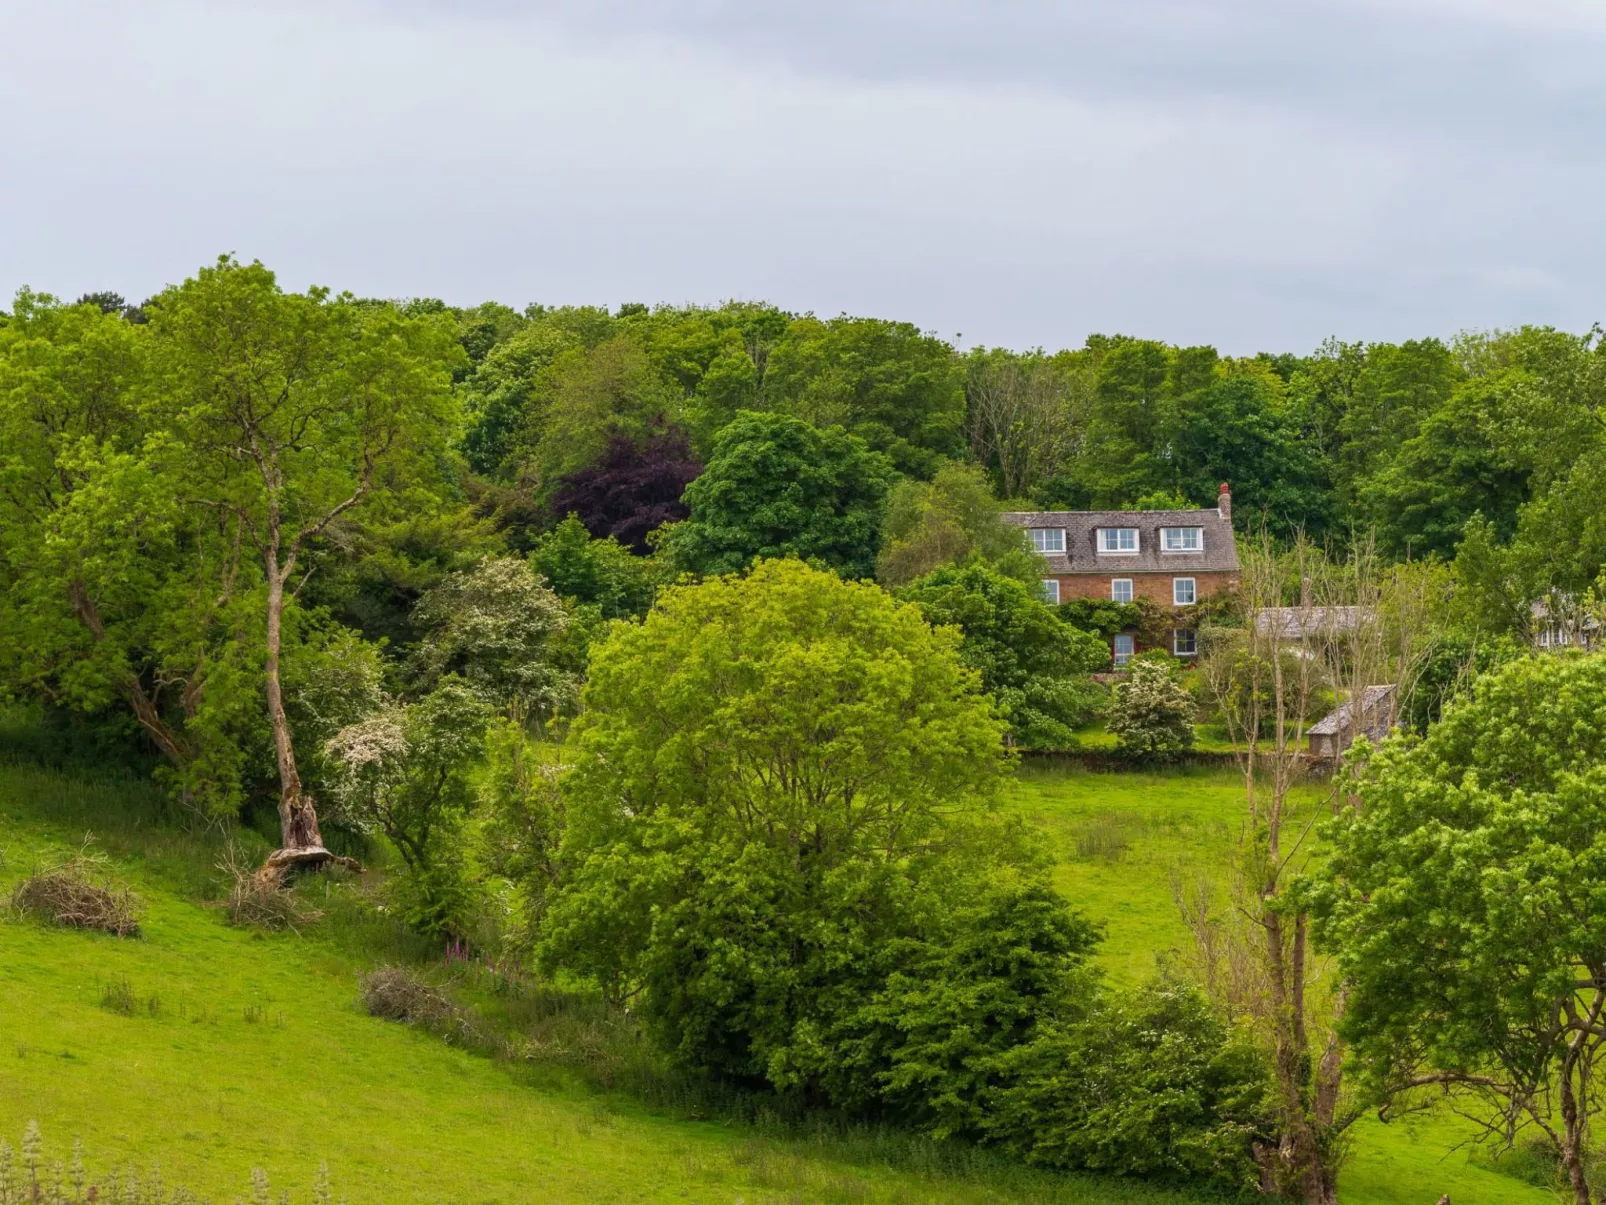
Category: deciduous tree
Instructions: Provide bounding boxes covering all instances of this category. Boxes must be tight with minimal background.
[538,560,1094,1122]
[665,411,895,580]
[1312,653,1606,1205]
[146,257,461,864]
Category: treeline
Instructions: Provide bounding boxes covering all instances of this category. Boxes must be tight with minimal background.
[446,292,1606,610]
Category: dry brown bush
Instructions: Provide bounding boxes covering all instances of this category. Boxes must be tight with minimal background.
[218,844,322,933]
[359,966,461,1029]
[10,843,141,937]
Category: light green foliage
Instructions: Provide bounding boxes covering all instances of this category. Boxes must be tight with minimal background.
[323,677,492,933]
[141,257,463,845]
[539,560,1097,1127]
[527,515,658,620]
[0,290,268,810]
[897,564,1109,750]
[876,462,1040,587]
[1312,653,1606,1189]
[478,721,565,945]
[458,318,583,477]
[1107,658,1196,761]
[665,411,896,579]
[410,556,578,720]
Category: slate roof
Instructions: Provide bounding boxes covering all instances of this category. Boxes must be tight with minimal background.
[1308,685,1396,737]
[1255,606,1368,639]
[1001,508,1240,575]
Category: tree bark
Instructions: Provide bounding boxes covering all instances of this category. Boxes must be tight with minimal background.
[263,544,323,854]
[1560,1040,1593,1205]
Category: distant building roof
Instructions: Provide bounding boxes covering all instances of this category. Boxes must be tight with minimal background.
[1002,507,1240,575]
[1255,607,1368,640]
[1308,685,1396,737]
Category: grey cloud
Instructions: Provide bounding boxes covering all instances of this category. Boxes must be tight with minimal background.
[1,0,1602,354]
[446,0,1606,157]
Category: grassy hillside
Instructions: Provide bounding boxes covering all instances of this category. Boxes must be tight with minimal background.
[0,762,1200,1205]
[0,759,1558,1204]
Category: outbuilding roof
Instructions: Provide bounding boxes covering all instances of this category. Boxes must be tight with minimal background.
[1001,507,1240,575]
[1255,606,1368,640]
[1307,685,1396,737]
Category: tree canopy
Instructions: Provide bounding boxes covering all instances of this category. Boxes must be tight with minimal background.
[665,411,896,579]
[538,559,1095,1121]
[1312,653,1606,1204]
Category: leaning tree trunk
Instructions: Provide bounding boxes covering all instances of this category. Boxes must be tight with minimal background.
[262,544,326,863]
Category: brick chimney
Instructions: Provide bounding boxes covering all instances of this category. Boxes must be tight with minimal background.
[1217,482,1231,520]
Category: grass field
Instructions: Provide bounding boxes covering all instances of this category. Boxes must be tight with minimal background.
[0,758,1561,1204]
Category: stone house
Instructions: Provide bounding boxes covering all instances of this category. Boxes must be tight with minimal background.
[1003,484,1241,666]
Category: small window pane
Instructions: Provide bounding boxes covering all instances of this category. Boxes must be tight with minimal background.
[1113,633,1135,666]
[1031,528,1065,553]
[1173,628,1198,656]
[1173,577,1196,606]
[1041,578,1061,604]
[1111,578,1133,603]
[1098,528,1139,552]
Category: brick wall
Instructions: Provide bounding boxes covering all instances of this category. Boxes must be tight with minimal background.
[1045,571,1238,606]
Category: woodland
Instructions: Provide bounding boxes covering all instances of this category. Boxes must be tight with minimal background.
[4,258,1606,1205]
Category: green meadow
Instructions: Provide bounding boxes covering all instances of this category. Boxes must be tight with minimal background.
[0,759,1556,1204]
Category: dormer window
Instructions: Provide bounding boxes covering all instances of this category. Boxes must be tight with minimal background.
[1031,528,1066,554]
[1161,527,1203,552]
[1097,528,1139,554]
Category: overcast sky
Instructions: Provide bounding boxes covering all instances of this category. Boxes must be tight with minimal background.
[3,0,1603,353]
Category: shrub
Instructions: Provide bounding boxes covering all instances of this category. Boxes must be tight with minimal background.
[897,563,1110,750]
[1108,659,1196,762]
[987,983,1271,1194]
[10,845,141,936]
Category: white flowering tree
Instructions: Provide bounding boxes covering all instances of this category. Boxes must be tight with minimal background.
[1108,657,1196,761]
[323,677,491,932]
[411,557,579,724]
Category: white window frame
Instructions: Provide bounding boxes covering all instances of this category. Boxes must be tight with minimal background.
[1173,628,1198,656]
[1096,527,1140,554]
[1030,528,1065,554]
[1041,578,1061,604]
[1173,577,1196,606]
[1161,527,1204,553]
[1111,578,1133,604]
[1113,633,1135,667]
